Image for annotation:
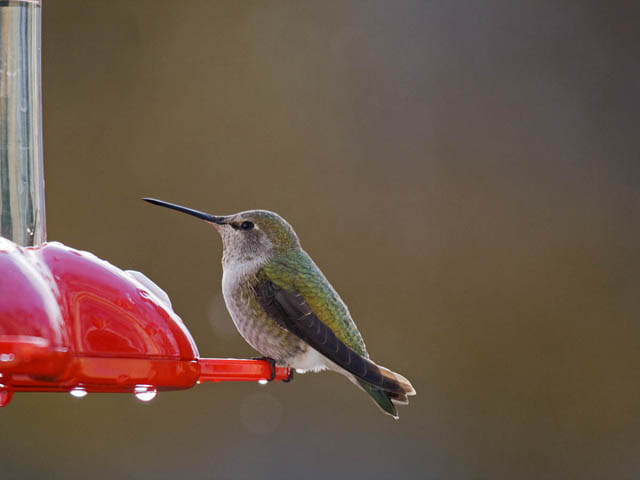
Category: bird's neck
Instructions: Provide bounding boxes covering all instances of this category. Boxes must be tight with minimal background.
[222,253,269,279]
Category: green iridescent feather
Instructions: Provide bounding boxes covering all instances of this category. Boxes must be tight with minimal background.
[261,249,368,357]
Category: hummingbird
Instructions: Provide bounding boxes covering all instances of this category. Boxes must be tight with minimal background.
[143,198,415,418]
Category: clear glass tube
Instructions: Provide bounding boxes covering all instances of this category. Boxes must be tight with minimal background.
[0,0,45,246]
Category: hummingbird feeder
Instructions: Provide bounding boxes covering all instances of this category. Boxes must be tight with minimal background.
[0,0,290,407]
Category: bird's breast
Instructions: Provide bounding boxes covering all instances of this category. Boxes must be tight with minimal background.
[221,265,306,363]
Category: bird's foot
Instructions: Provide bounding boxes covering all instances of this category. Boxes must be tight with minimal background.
[252,356,277,381]
[283,368,295,383]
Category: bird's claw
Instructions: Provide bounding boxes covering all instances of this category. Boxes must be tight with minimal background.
[283,368,295,383]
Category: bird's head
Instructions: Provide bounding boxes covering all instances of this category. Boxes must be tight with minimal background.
[143,198,300,265]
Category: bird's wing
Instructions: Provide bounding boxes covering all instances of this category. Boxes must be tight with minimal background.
[255,253,404,394]
[262,249,368,354]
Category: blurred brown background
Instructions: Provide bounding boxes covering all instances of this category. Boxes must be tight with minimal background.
[2,1,640,478]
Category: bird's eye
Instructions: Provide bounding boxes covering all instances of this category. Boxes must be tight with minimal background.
[240,221,254,230]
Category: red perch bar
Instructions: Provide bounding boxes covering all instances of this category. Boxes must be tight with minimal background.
[0,238,290,406]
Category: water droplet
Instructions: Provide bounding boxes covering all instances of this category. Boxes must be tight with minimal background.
[138,289,151,300]
[69,387,87,398]
[0,353,15,362]
[258,379,268,385]
[134,385,157,402]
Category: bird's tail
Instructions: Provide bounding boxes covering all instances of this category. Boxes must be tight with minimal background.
[355,365,416,419]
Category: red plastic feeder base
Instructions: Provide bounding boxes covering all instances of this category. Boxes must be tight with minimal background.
[0,238,290,406]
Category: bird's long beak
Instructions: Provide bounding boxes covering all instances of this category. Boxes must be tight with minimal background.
[143,198,227,224]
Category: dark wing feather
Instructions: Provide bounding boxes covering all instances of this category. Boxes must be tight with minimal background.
[254,278,404,394]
